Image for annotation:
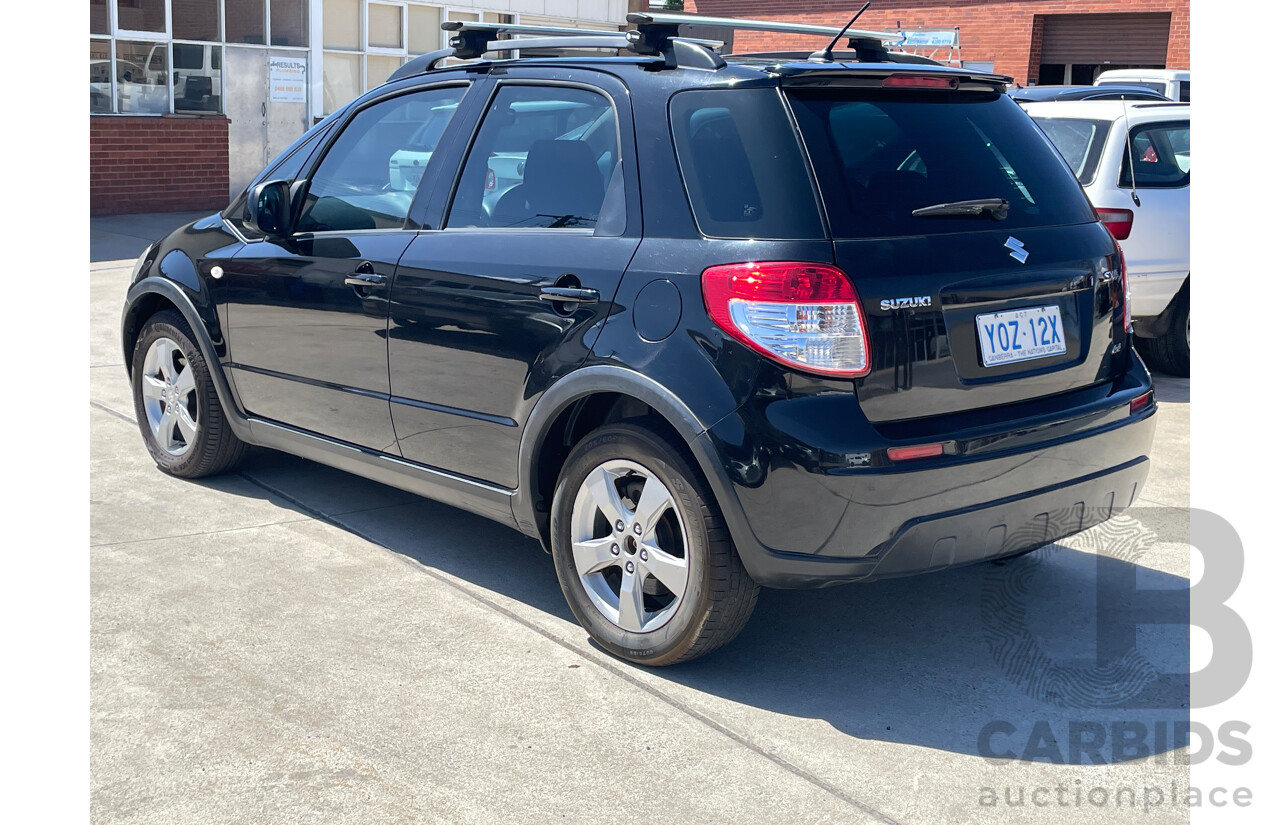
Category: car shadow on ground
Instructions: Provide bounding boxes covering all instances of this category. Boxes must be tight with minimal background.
[1149,372,1189,403]
[218,442,1190,765]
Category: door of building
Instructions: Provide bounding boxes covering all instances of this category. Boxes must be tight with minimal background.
[1037,13,1171,85]
[225,47,311,198]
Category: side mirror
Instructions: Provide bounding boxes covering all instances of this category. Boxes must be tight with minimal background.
[246,179,292,237]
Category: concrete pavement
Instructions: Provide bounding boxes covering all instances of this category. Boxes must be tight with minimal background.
[91,212,1193,824]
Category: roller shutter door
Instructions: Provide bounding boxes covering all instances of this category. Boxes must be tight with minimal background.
[1040,13,1171,64]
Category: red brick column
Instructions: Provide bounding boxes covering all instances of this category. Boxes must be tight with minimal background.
[90,116,231,215]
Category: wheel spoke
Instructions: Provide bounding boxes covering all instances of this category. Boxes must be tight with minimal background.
[153,409,173,445]
[616,568,646,632]
[153,339,175,382]
[572,537,618,576]
[175,405,198,443]
[632,477,673,539]
[584,466,628,527]
[141,374,166,401]
[173,363,196,396]
[640,543,688,596]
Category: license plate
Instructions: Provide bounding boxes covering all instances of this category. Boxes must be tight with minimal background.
[976,305,1066,367]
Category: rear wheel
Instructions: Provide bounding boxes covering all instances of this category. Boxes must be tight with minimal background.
[1137,288,1189,377]
[130,310,247,478]
[550,421,759,665]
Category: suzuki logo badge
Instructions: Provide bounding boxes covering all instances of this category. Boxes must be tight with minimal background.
[1004,236,1028,264]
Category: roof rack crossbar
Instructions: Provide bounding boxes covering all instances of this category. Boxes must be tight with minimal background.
[626,11,902,45]
[483,36,633,54]
[444,20,629,59]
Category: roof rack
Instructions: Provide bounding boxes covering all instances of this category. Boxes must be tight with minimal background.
[386,14,949,83]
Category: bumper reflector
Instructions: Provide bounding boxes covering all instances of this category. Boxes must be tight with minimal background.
[887,443,944,462]
[1130,391,1154,415]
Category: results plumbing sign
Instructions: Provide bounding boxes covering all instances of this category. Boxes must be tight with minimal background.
[269,57,307,103]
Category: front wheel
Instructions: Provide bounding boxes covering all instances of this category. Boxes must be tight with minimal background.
[550,421,759,666]
[130,310,247,478]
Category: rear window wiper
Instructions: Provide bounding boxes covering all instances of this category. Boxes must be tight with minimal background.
[911,198,1009,221]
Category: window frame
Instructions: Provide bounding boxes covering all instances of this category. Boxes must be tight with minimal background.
[113,0,172,41]
[438,78,625,235]
[294,80,474,237]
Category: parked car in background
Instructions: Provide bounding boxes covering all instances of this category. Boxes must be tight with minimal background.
[1025,100,1190,375]
[1095,69,1190,102]
[1009,84,1170,103]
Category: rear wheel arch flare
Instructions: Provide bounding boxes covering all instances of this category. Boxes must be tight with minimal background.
[520,371,717,548]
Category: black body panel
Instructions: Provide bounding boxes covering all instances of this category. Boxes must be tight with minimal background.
[219,231,413,452]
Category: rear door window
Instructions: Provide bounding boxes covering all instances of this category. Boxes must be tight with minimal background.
[788,89,1097,238]
[445,85,619,230]
[1120,121,1190,187]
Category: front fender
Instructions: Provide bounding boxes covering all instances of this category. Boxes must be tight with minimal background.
[121,276,250,442]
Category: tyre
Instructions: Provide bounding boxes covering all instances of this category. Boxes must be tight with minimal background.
[1136,287,1189,377]
[130,310,247,478]
[550,421,759,666]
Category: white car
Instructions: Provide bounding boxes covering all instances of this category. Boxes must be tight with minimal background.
[1095,68,1190,103]
[1024,100,1190,375]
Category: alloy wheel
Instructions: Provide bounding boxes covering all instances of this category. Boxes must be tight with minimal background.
[570,459,690,633]
[139,336,199,456]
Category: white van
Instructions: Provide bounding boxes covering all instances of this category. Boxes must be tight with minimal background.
[1094,69,1189,102]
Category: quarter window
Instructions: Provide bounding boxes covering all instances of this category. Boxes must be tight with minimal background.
[296,86,466,233]
[670,89,824,240]
[446,86,619,230]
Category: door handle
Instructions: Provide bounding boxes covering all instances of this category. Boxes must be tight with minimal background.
[345,271,388,288]
[539,286,598,305]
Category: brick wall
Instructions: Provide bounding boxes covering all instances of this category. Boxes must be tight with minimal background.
[90,116,230,215]
[686,0,1189,86]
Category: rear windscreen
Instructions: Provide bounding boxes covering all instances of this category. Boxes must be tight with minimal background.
[787,89,1097,239]
[1032,117,1113,185]
[669,88,824,240]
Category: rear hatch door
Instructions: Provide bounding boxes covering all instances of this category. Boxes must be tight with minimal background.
[786,80,1126,422]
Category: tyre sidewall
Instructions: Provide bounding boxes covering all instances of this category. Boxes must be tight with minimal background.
[130,313,219,476]
[550,426,714,665]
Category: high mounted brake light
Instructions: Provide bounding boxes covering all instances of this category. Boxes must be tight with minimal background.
[882,75,958,89]
[702,262,871,378]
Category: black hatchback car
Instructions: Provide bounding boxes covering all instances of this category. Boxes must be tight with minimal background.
[121,13,1157,665]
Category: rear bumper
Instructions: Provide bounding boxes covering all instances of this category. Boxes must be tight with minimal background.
[697,356,1156,588]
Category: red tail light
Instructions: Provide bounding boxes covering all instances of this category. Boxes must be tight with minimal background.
[1097,208,1133,241]
[881,74,959,90]
[485,168,496,190]
[701,262,871,377]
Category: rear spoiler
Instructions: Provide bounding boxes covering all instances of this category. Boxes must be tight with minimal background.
[771,64,1012,91]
